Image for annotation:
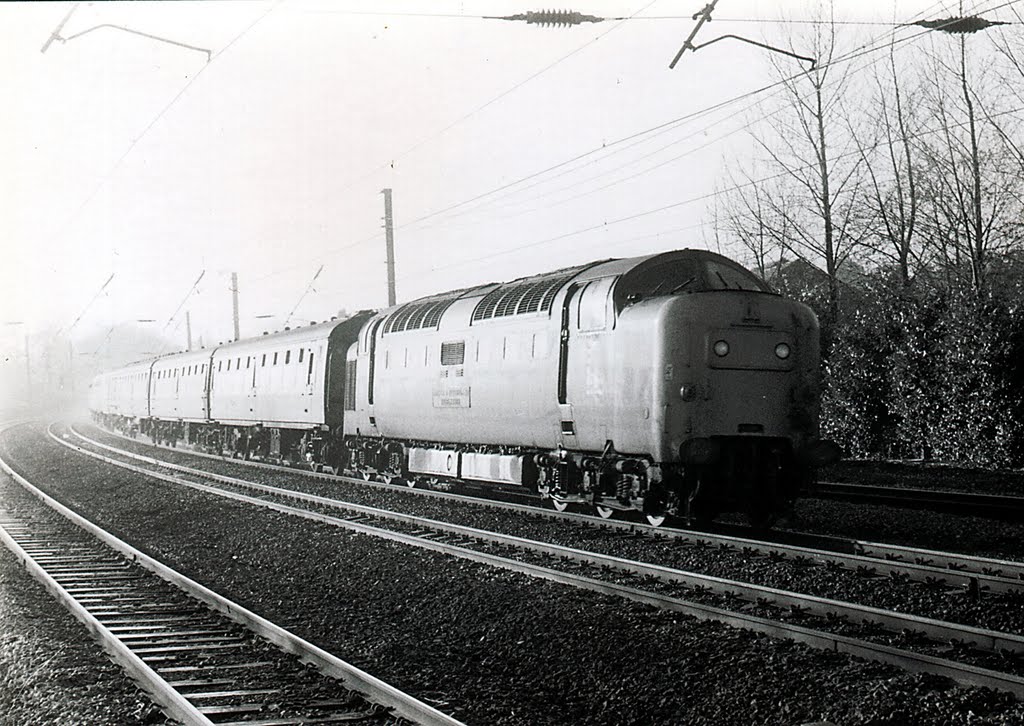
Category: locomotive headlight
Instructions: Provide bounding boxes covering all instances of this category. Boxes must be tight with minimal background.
[713,340,730,357]
[774,342,791,360]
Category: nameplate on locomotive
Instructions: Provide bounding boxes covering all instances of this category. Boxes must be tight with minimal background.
[432,386,471,408]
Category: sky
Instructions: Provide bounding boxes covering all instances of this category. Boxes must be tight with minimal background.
[0,0,1013,388]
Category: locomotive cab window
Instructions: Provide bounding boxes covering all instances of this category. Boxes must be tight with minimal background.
[704,260,766,291]
[614,254,771,310]
[577,277,615,331]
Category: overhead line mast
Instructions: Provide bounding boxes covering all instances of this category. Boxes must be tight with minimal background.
[382,189,397,307]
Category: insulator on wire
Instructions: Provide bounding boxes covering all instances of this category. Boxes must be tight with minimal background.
[491,9,612,27]
[910,16,1010,34]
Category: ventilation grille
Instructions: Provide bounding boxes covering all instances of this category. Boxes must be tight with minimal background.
[440,341,465,366]
[383,295,460,334]
[471,269,581,323]
[344,362,357,411]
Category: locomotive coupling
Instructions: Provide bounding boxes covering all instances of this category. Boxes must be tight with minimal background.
[679,437,721,465]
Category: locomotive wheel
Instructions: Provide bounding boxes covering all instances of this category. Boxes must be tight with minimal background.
[551,499,570,513]
[595,505,614,519]
[360,471,373,481]
[645,513,667,527]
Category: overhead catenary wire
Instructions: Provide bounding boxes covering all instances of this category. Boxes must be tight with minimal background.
[45,0,282,251]
[403,0,1004,230]
[283,266,325,328]
[155,271,206,355]
[310,0,662,204]
[393,88,1024,291]
[249,2,966,293]
[262,0,986,286]
[59,273,115,337]
[392,0,976,229]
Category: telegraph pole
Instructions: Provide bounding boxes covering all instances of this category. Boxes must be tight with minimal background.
[231,272,241,341]
[186,311,193,351]
[381,189,396,306]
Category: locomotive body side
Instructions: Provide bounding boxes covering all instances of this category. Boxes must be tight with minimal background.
[358,297,562,448]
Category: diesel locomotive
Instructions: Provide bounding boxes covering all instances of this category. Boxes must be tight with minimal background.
[89,249,839,525]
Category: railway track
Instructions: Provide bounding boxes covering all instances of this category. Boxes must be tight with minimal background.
[54,423,1024,698]
[84,423,1024,593]
[813,481,1024,521]
[0,424,463,726]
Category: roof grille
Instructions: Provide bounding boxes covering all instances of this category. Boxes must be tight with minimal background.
[471,268,583,323]
[383,295,461,335]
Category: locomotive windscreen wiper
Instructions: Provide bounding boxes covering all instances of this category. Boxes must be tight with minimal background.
[668,277,696,294]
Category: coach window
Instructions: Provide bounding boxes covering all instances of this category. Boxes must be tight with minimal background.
[273,352,278,365]
[298,349,304,363]
[227,360,232,371]
[261,354,266,366]
[247,357,251,368]
[285,350,291,365]
[307,352,315,384]
[236,357,241,369]
[218,361,222,372]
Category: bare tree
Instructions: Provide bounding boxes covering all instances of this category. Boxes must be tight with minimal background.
[850,39,924,288]
[718,8,867,325]
[716,165,790,282]
[915,32,1022,296]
